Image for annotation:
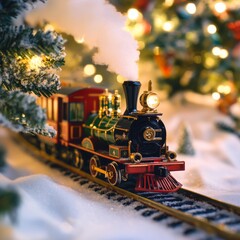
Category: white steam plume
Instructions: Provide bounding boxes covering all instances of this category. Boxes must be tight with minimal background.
[27,0,139,80]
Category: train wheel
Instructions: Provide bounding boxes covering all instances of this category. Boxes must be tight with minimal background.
[89,155,100,178]
[107,162,121,186]
[72,150,84,170]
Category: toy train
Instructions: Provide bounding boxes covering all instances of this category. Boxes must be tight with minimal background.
[36,80,185,192]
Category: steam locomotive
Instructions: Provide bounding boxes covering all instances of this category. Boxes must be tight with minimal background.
[36,80,185,192]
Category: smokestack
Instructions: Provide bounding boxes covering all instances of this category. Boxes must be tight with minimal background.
[123,81,141,115]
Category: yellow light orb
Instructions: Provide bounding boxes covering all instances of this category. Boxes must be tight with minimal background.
[219,49,228,59]
[164,0,174,7]
[132,23,145,38]
[138,41,145,50]
[75,37,85,44]
[214,2,227,13]
[127,8,142,21]
[94,74,103,83]
[83,64,96,76]
[204,55,217,68]
[44,24,55,32]
[117,75,126,84]
[212,46,221,56]
[29,56,43,71]
[217,84,231,94]
[212,92,221,101]
[207,24,217,34]
[163,21,173,32]
[185,3,197,14]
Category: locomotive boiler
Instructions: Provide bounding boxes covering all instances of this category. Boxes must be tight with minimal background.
[36,80,185,192]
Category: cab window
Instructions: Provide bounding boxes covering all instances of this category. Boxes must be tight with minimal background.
[69,103,84,122]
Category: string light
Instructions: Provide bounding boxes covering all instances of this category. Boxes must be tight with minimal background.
[117,75,126,83]
[164,0,174,7]
[163,21,174,32]
[212,46,221,56]
[83,64,96,76]
[75,37,85,44]
[94,74,103,83]
[131,23,145,37]
[214,2,227,13]
[28,56,44,71]
[207,24,217,34]
[219,49,228,59]
[185,3,197,14]
[217,84,231,94]
[212,92,221,100]
[44,24,55,32]
[127,8,142,21]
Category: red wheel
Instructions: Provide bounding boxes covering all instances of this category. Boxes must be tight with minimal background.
[107,162,121,186]
[89,155,100,177]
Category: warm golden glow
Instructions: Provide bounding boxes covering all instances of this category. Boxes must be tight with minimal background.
[146,93,160,109]
[212,92,221,100]
[75,37,85,44]
[217,84,231,94]
[131,23,145,38]
[117,75,126,84]
[44,24,55,32]
[204,54,217,68]
[164,0,174,7]
[163,21,174,32]
[185,3,197,14]
[29,56,44,71]
[94,74,103,83]
[207,24,217,34]
[219,49,228,59]
[214,2,227,13]
[212,46,221,56]
[83,64,96,76]
[127,8,142,21]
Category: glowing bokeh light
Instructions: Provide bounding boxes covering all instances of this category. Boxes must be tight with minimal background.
[207,24,217,34]
[214,2,227,13]
[127,8,142,21]
[212,92,221,100]
[94,74,103,83]
[186,3,197,14]
[83,64,96,76]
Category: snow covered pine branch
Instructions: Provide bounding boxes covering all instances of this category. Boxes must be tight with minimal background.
[0,0,65,137]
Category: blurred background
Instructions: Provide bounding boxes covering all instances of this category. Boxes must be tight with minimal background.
[55,0,240,111]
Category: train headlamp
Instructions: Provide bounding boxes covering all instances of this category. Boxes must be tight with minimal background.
[146,93,160,109]
[140,81,160,112]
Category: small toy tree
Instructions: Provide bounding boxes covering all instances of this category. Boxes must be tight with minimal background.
[177,123,195,156]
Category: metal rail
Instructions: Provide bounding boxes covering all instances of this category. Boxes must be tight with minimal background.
[16,135,240,240]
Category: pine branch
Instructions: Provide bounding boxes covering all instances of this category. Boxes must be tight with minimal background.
[0,26,65,96]
[0,89,56,137]
[0,0,46,26]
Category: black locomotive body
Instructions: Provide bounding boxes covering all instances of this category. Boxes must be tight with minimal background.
[36,80,185,192]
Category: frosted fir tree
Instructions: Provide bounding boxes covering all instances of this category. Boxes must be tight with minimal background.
[0,0,65,219]
[0,0,65,137]
[177,123,195,156]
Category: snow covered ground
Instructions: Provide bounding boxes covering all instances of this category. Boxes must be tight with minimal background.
[1,96,240,240]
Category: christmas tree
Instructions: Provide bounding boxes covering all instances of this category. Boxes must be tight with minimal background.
[110,0,240,98]
[0,0,65,137]
[0,0,65,218]
[177,123,195,155]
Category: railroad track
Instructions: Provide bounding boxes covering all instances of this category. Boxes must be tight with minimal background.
[15,135,240,240]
